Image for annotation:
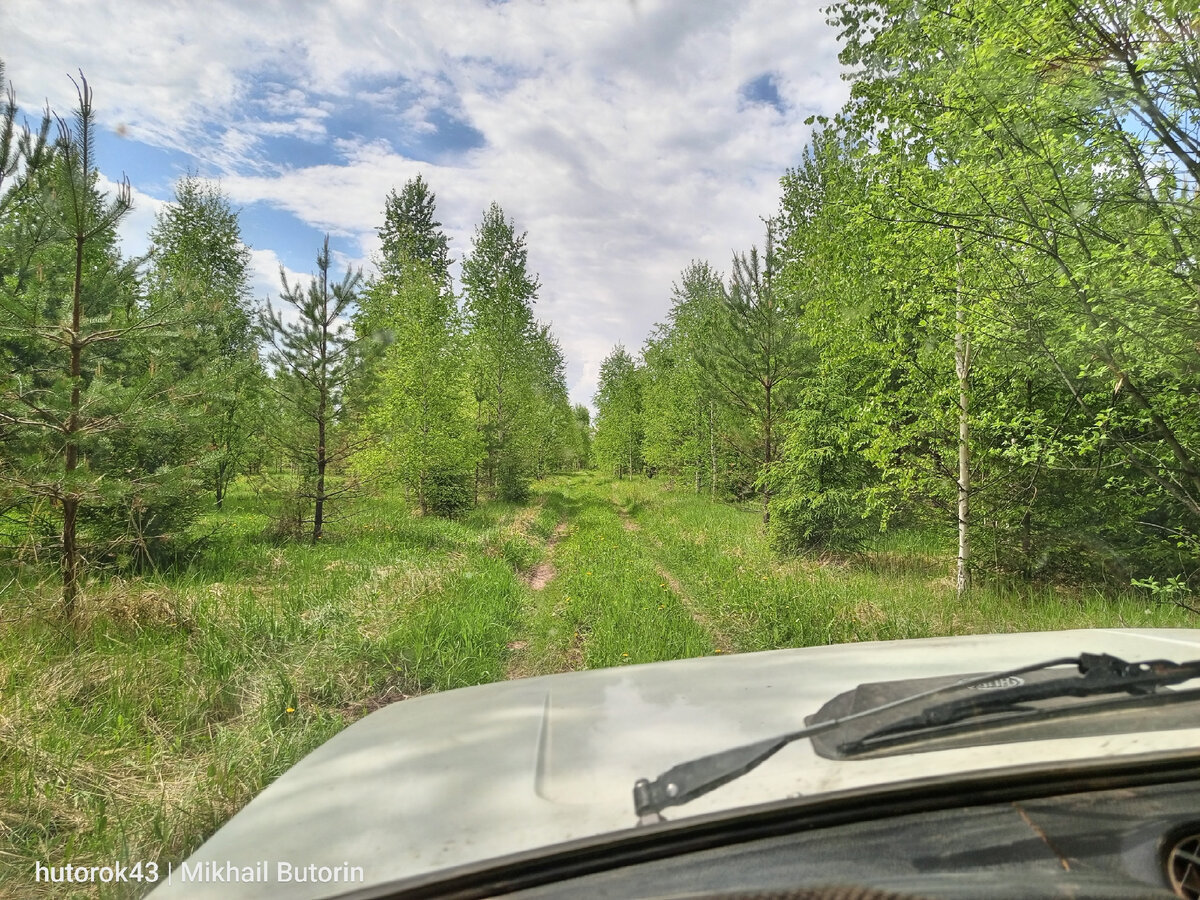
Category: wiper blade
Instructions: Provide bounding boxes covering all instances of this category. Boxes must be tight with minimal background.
[631,653,1200,823]
[836,684,1200,757]
[838,653,1200,756]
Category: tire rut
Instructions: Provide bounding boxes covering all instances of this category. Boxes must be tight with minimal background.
[507,516,569,679]
[614,499,735,655]
[654,562,736,655]
[524,521,568,590]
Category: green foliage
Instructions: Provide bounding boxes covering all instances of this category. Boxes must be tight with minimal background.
[376,173,451,290]
[569,403,592,470]
[700,224,806,521]
[496,454,531,503]
[355,180,478,517]
[526,324,576,478]
[753,1,1200,588]
[641,261,727,493]
[263,236,362,543]
[81,408,207,569]
[593,344,643,478]
[0,59,51,219]
[0,74,198,607]
[357,183,574,514]
[818,0,1200,586]
[146,174,261,509]
[768,363,878,553]
[461,202,543,498]
[423,466,473,517]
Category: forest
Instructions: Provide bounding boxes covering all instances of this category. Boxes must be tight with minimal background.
[1,0,1198,895]
[595,0,1200,603]
[0,69,591,616]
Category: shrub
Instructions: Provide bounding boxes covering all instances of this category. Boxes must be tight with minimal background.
[424,468,473,518]
[497,456,531,503]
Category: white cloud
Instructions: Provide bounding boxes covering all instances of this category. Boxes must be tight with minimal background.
[94,172,167,260]
[4,0,850,406]
[249,247,312,317]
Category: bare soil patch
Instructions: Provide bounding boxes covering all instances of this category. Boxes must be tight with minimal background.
[524,521,568,590]
[339,686,412,722]
[507,519,570,679]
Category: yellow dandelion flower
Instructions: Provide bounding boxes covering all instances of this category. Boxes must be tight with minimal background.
[286,707,295,713]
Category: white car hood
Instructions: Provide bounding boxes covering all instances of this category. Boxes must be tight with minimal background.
[149,628,1200,898]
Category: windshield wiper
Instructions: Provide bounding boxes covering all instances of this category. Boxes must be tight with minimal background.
[631,653,1200,823]
[836,652,1200,756]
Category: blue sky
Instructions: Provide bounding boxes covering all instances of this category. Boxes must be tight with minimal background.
[3,0,848,408]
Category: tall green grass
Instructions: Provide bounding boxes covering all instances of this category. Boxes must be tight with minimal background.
[0,481,526,897]
[601,476,1194,651]
[2,472,1193,898]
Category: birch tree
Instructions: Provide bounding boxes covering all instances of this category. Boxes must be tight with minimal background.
[593,344,643,479]
[641,261,725,493]
[830,0,1200,586]
[461,202,540,501]
[146,175,260,508]
[355,177,477,516]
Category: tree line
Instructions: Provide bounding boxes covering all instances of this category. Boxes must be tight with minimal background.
[593,0,1199,604]
[0,62,589,617]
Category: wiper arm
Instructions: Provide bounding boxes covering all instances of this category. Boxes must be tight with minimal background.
[632,655,1077,822]
[838,653,1200,756]
[631,653,1200,823]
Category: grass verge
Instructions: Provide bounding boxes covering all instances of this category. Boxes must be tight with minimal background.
[0,483,525,898]
[600,476,1195,651]
[2,472,1194,897]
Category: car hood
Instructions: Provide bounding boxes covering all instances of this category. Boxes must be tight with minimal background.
[149,628,1200,899]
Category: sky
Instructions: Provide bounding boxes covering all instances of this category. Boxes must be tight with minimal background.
[2,0,849,409]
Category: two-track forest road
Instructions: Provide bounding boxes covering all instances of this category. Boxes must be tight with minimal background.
[503,472,731,679]
[499,472,1199,682]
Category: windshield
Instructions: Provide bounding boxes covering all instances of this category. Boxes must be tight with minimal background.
[2,1,1199,898]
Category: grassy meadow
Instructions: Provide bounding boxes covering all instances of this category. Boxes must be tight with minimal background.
[1,472,1194,897]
